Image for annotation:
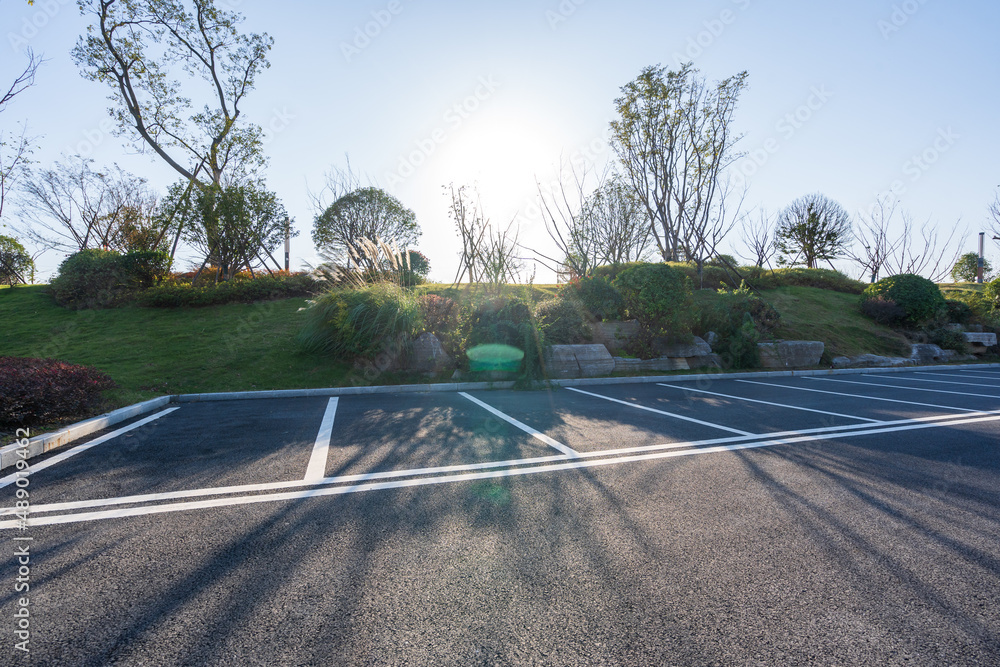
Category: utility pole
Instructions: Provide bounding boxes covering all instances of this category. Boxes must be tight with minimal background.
[978,232,985,283]
[284,217,291,272]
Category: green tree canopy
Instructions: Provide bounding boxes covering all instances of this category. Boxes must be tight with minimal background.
[0,235,35,285]
[312,187,420,265]
[951,252,993,282]
[775,194,852,269]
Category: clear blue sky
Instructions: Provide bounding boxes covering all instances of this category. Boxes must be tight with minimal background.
[2,0,999,281]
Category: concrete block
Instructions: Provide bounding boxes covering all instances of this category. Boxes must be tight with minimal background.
[654,336,712,358]
[758,341,825,369]
[544,344,615,379]
[964,332,997,354]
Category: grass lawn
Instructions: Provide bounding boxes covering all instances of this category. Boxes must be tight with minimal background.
[0,285,360,409]
[759,286,912,358]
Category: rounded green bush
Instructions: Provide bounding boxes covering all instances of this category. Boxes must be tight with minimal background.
[50,248,170,309]
[559,276,624,321]
[298,282,422,358]
[860,274,945,326]
[612,263,695,338]
[535,298,591,345]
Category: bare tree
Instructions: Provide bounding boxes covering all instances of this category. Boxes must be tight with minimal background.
[445,183,522,286]
[610,63,748,266]
[848,196,899,283]
[739,208,777,269]
[681,175,748,286]
[990,191,1000,245]
[533,161,603,280]
[883,212,965,282]
[17,157,164,253]
[72,0,273,189]
[584,172,654,266]
[0,49,42,223]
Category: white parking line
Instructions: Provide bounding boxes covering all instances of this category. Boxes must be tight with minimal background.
[304,398,338,482]
[870,374,1000,389]
[656,383,880,423]
[459,392,580,457]
[915,371,1000,383]
[566,387,754,436]
[804,376,1000,400]
[6,411,1000,529]
[736,380,979,413]
[8,409,992,520]
[0,408,180,490]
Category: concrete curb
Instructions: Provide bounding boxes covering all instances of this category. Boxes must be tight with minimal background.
[0,396,172,471]
[7,362,999,470]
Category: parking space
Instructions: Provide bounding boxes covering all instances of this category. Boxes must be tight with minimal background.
[3,367,1000,664]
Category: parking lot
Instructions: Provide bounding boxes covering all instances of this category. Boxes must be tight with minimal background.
[3,368,1000,665]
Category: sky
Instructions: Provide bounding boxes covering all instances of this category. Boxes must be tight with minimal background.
[2,0,999,283]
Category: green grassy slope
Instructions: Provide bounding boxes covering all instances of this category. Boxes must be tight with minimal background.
[761,286,911,358]
[0,285,353,407]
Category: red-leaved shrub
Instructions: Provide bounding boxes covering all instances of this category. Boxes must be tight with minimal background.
[0,357,117,427]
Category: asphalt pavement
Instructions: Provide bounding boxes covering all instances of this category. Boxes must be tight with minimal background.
[2,368,999,665]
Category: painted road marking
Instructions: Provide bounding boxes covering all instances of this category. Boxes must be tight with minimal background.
[914,371,1000,384]
[5,412,999,529]
[803,376,1000,400]
[0,408,180,490]
[566,387,754,436]
[459,392,580,457]
[737,380,981,413]
[5,410,991,520]
[656,383,881,423]
[869,374,1000,389]
[304,398,338,482]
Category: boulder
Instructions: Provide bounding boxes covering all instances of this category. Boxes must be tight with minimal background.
[964,332,997,355]
[408,333,452,373]
[591,320,641,353]
[654,336,713,358]
[613,357,690,373]
[757,341,825,369]
[910,344,944,364]
[544,344,615,379]
[687,353,723,370]
[703,331,719,348]
[939,349,977,363]
[831,354,914,369]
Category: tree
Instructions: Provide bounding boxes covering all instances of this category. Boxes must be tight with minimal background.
[610,63,748,274]
[17,157,166,253]
[0,49,42,224]
[312,187,420,266]
[165,178,290,281]
[775,194,852,269]
[72,0,273,190]
[0,235,35,286]
[445,183,522,286]
[952,252,992,283]
[739,209,777,269]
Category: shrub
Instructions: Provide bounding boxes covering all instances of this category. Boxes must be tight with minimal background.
[743,267,865,294]
[590,262,645,282]
[927,327,968,353]
[459,296,544,380]
[50,249,171,309]
[944,299,974,325]
[860,274,946,326]
[612,263,695,339]
[723,313,761,370]
[699,282,780,341]
[136,273,318,307]
[297,283,422,359]
[559,276,625,321]
[418,294,460,357]
[535,299,591,345]
[986,277,1000,309]
[0,357,117,427]
[665,262,735,290]
[860,297,909,326]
